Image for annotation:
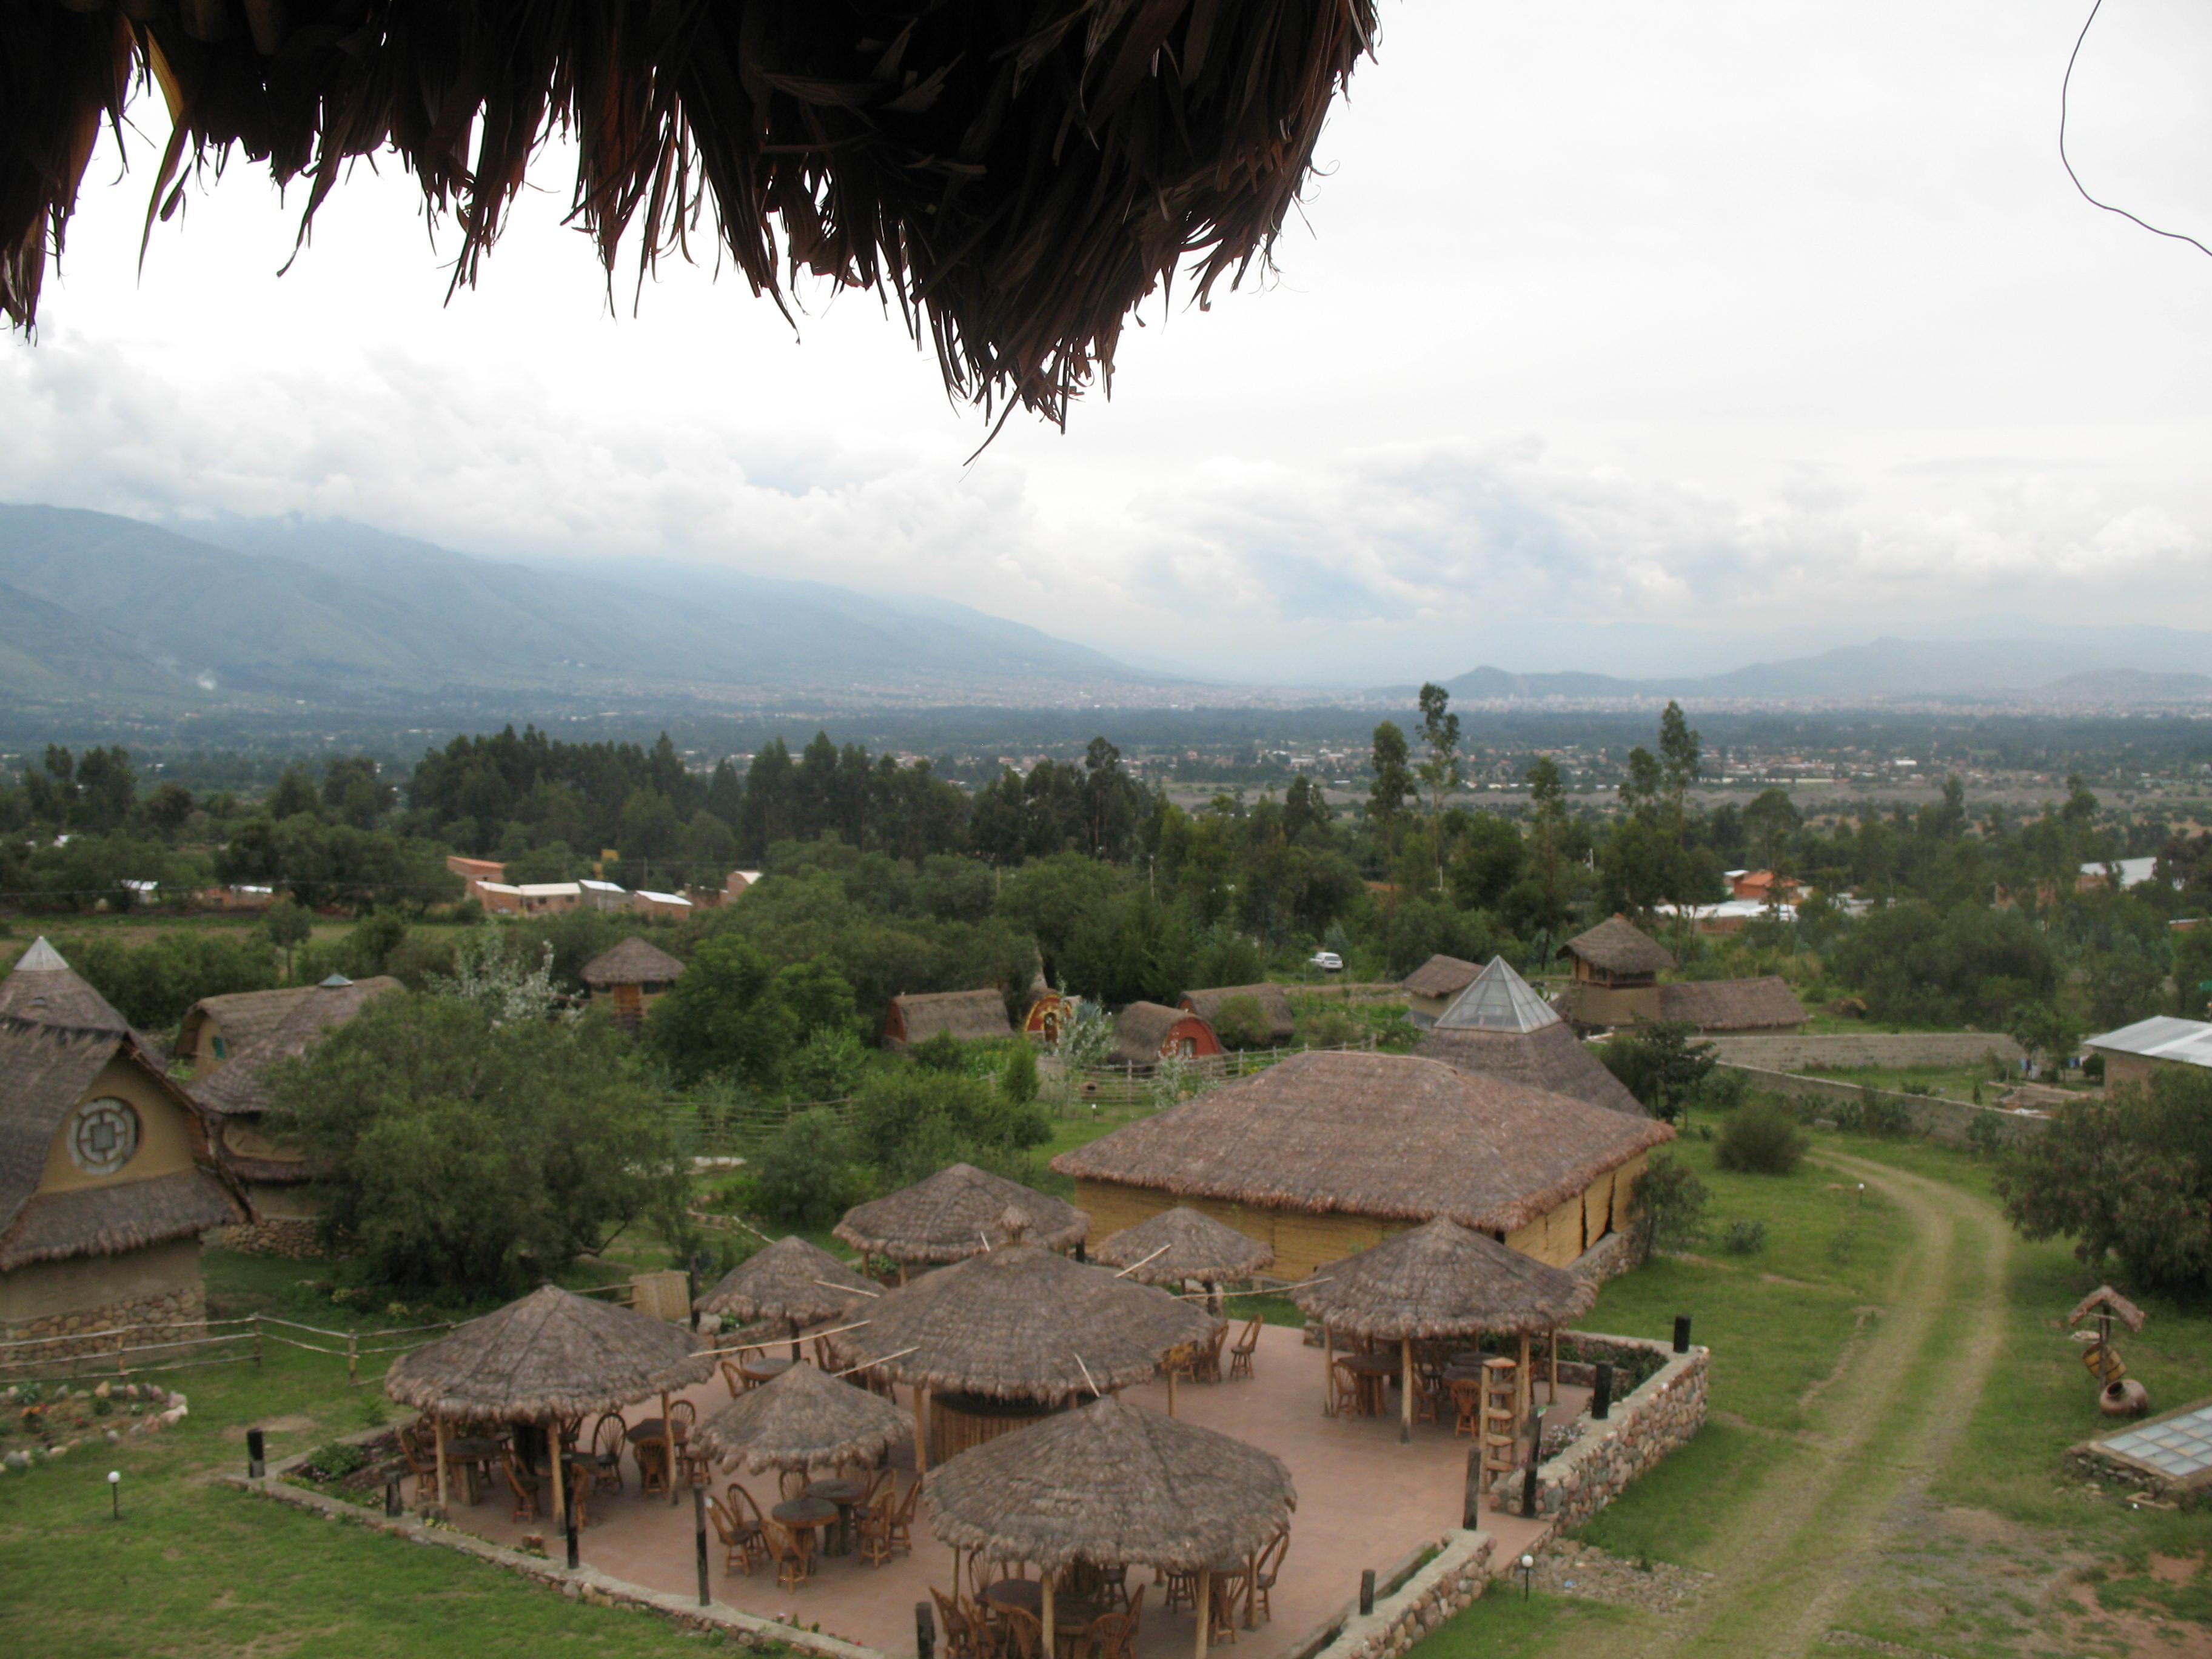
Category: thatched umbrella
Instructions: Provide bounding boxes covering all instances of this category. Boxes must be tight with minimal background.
[925,1394,1295,1659]
[694,1236,876,1356]
[694,1359,908,1476]
[1294,1218,1595,1444]
[822,1243,1218,1474]
[6,5,1376,426]
[1092,1207,1274,1291]
[385,1284,714,1513]
[835,1164,1087,1273]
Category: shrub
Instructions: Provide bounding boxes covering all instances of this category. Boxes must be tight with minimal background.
[911,1031,968,1073]
[1715,1103,1807,1175]
[750,1110,867,1230]
[1858,1090,1914,1139]
[304,1441,370,1483]
[788,1026,869,1102]
[1635,1152,1709,1253]
[1000,1041,1039,1106]
[1210,995,1275,1052]
[1721,1219,1768,1255]
[1304,1008,1362,1048]
[1965,1111,2005,1158]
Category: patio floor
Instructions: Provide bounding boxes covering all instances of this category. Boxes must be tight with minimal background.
[446,1325,1577,1659]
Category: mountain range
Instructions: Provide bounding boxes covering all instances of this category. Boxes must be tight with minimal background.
[0,504,1156,708]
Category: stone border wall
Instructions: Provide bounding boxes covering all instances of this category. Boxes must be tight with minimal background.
[1568,1229,1644,1284]
[218,1219,322,1258]
[1304,1530,1498,1659]
[1509,1334,1708,1527]
[1721,1064,2050,1148]
[1706,1033,2025,1070]
[0,1282,206,1362]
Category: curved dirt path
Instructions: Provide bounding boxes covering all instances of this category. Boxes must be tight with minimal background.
[1575,1150,2012,1659]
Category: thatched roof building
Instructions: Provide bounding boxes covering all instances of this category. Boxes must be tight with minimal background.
[925,1393,1294,1577]
[384,1284,714,1423]
[580,938,685,990]
[822,1244,1218,1404]
[1656,976,1807,1033]
[1564,916,1677,981]
[1401,954,1483,1028]
[1296,1217,1595,1342]
[694,1359,909,1475]
[1053,1050,1672,1279]
[885,990,1013,1050]
[4,4,1376,423]
[1092,1206,1274,1287]
[835,1163,1086,1267]
[1413,958,1646,1118]
[1179,984,1295,1048]
[1106,1001,1222,1070]
[694,1235,874,1327]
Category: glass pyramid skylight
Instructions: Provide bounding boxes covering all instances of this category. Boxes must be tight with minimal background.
[1433,956,1562,1033]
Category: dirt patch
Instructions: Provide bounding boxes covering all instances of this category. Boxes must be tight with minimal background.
[2148,1553,2199,1586]
[2056,1577,2212,1659]
[1535,1541,1711,1614]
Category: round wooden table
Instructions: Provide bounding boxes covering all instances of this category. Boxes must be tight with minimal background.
[445,1435,506,1504]
[982,1578,1042,1615]
[806,1478,869,1555]
[1339,1352,1398,1417]
[741,1355,795,1386]
[773,1495,839,1569]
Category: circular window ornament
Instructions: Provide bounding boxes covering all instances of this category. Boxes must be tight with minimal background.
[70,1098,141,1176]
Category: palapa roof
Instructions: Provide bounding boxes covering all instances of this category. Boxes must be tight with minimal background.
[1179,985,1295,1045]
[694,1360,909,1475]
[2068,1285,2148,1334]
[1107,1001,1204,1068]
[890,989,1014,1045]
[1091,1206,1274,1285]
[1,936,132,1035]
[189,974,404,1121]
[4,3,1375,423]
[1401,954,1484,1001]
[580,937,686,990]
[822,1244,1218,1403]
[1563,916,1676,977]
[693,1235,875,1326]
[1295,1216,1596,1341]
[0,1012,239,1268]
[1414,959,1646,1117]
[1052,1050,1672,1235]
[835,1162,1087,1264]
[384,1284,714,1423]
[1657,977,1806,1032]
[925,1394,1294,1576]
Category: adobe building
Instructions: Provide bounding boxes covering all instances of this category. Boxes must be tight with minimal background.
[2084,1015,2212,1091]
[1399,954,1483,1029]
[0,940,241,1346]
[1560,914,1806,1034]
[1105,1001,1223,1070]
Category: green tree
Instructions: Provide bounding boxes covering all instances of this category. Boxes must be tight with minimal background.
[1414,685,1461,888]
[1525,756,1570,936]
[1600,1021,1718,1125]
[1657,702,1701,823]
[1740,788,1801,871]
[749,1111,867,1230]
[263,898,313,980]
[1367,722,1414,852]
[1208,993,1274,1052]
[645,935,801,1089]
[264,994,678,1292]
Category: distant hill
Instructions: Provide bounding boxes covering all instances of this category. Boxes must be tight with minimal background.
[0,504,1157,706]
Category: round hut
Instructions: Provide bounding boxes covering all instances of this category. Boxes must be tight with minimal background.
[579,937,686,1031]
[1294,1217,1595,1444]
[1092,1206,1274,1290]
[695,1360,909,1477]
[1107,1002,1222,1071]
[694,1235,876,1355]
[926,1393,1295,1655]
[385,1284,714,1514]
[822,1241,1218,1472]
[835,1164,1087,1276]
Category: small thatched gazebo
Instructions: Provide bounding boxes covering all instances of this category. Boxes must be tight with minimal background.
[822,1242,1218,1472]
[695,1360,909,1477]
[926,1395,1295,1657]
[385,1284,714,1514]
[836,1164,1087,1275]
[1092,1206,1274,1292]
[694,1235,876,1355]
[1295,1217,1595,1444]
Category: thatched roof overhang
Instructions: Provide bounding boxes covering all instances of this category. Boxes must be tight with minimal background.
[694,1359,909,1475]
[0,1166,240,1271]
[890,990,1015,1045]
[2,937,138,1038]
[1400,955,1483,1001]
[694,1235,874,1326]
[821,1244,1218,1403]
[384,1284,713,1422]
[1051,1050,1673,1235]
[834,1163,1086,1265]
[1563,916,1675,977]
[4,2,1376,424]
[178,985,312,1057]
[1657,976,1807,1032]
[1092,1206,1274,1285]
[1294,1217,1595,1342]
[924,1394,1293,1576]
[580,937,685,989]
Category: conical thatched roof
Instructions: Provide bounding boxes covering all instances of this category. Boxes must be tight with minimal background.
[823,1244,1218,1402]
[1295,1218,1596,1342]
[1,937,131,1035]
[835,1163,1087,1264]
[694,1235,876,1326]
[580,937,685,989]
[5,4,1376,424]
[1092,1207,1274,1286]
[1563,916,1675,977]
[925,1394,1293,1575]
[384,1284,714,1422]
[694,1359,910,1475]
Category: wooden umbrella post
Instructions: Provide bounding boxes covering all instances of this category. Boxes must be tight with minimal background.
[1167,1365,1178,1419]
[1195,1569,1212,1657]
[1322,1327,1335,1417]
[549,1419,567,1529]
[663,1391,677,1505]
[434,1415,450,1513]
[1547,1328,1558,1406]
[1515,1333,1531,1437]
[1041,1570,1056,1654]
[1399,1337,1414,1445]
[914,1384,930,1475]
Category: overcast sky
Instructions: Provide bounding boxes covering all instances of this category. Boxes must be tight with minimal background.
[5,1,2211,685]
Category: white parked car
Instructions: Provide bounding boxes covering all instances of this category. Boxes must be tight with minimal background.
[1307,951,1344,973]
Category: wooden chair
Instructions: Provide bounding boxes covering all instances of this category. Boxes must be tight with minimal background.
[585,1413,626,1496]
[1074,1585,1142,1659]
[398,1425,440,1503]
[1159,1566,1198,1614]
[998,1605,1045,1659]
[668,1399,704,1486]
[1193,1323,1229,1384]
[1208,1567,1248,1643]
[501,1450,541,1523]
[762,1516,813,1590]
[1228,1316,1262,1382]
[856,1483,899,1567]
[1250,1531,1289,1626]
[1329,1359,1364,1419]
[931,1587,982,1659]
[1413,1370,1443,1426]
[709,1486,768,1575]
[720,1359,748,1399]
[1449,1378,1482,1439]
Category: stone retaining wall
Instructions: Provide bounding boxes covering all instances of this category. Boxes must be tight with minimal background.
[1568,1229,1644,1284]
[0,1282,206,1363]
[218,1218,323,1258]
[1510,1334,1709,1527]
[1316,1530,1497,1659]
[1706,1032,2025,1070]
[1721,1064,2051,1148]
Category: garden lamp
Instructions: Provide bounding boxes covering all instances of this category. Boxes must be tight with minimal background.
[1519,1553,1535,1600]
[107,1469,120,1520]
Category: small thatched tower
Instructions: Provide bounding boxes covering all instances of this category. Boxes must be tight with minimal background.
[1400,954,1483,1029]
[835,1164,1086,1272]
[580,937,686,1031]
[1558,915,1675,1027]
[1413,957,1646,1118]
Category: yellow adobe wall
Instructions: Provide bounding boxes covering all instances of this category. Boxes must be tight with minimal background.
[0,1238,202,1323]
[35,1056,200,1196]
[1566,983,1661,1027]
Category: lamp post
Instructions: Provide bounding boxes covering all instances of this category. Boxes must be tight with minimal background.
[1518,1553,1534,1600]
[107,1469,121,1521]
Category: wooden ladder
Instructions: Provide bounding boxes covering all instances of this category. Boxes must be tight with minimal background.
[1480,1357,1520,1509]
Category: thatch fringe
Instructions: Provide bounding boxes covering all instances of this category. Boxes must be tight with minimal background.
[694,1359,909,1474]
[693,1235,874,1326]
[1091,1205,1273,1285]
[835,1162,1087,1265]
[1294,1216,1595,1341]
